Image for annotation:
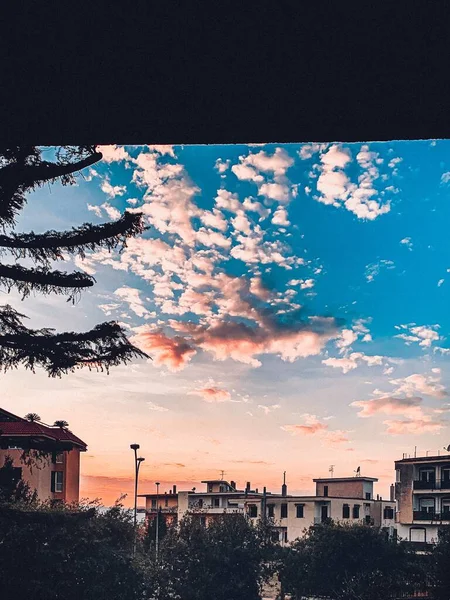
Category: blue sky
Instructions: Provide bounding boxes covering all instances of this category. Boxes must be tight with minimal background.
[3,140,450,505]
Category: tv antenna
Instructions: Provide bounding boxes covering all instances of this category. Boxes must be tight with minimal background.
[354,466,361,477]
[219,470,225,480]
[329,465,335,478]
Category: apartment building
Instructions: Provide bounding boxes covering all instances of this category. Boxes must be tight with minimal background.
[139,474,396,543]
[0,408,87,503]
[395,453,450,547]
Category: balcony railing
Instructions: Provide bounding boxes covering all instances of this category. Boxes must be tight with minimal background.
[147,507,177,514]
[413,479,450,490]
[413,511,450,521]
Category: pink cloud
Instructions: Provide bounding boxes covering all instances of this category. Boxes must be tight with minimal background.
[383,417,444,435]
[351,396,423,418]
[281,414,351,447]
[189,387,232,403]
[131,330,197,371]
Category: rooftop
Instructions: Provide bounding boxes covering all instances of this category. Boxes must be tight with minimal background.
[0,408,87,451]
[396,454,450,464]
[313,476,378,483]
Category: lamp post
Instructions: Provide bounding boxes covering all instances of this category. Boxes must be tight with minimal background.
[130,443,145,556]
[155,481,160,560]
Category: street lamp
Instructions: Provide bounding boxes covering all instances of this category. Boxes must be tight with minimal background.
[130,443,145,555]
[155,481,160,560]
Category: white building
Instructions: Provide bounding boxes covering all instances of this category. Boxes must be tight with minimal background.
[139,474,396,543]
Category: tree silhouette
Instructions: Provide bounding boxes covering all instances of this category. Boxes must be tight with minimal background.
[53,420,69,429]
[0,146,148,376]
[24,412,41,422]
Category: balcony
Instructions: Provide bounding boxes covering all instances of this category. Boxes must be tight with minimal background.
[147,507,177,514]
[413,479,439,490]
[413,511,450,521]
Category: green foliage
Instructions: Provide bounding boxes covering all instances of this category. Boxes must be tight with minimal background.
[0,455,38,505]
[279,520,424,600]
[145,513,276,600]
[431,525,450,599]
[143,510,168,553]
[0,499,144,600]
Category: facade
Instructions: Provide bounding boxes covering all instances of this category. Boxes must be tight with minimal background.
[0,408,87,503]
[139,475,396,544]
[395,453,450,547]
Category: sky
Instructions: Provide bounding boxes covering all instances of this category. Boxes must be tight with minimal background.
[3,140,450,506]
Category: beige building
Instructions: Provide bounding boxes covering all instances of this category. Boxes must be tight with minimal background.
[140,474,396,543]
[0,408,87,503]
[395,453,450,547]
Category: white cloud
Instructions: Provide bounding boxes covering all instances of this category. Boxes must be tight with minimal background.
[114,286,151,318]
[395,324,441,348]
[400,237,413,250]
[258,404,281,415]
[147,145,176,157]
[148,401,169,412]
[322,352,384,374]
[97,145,131,163]
[313,144,391,220]
[100,178,127,198]
[271,207,290,226]
[365,260,395,282]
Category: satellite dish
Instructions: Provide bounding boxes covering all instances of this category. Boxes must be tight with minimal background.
[444,445,450,452]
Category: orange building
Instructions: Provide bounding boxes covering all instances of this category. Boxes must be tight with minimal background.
[0,408,87,503]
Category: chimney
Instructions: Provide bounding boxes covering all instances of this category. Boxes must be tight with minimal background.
[173,485,177,494]
[231,480,236,490]
[282,471,287,497]
[377,494,379,501]
[255,488,259,493]
[245,481,250,496]
[169,490,172,495]
[390,484,395,502]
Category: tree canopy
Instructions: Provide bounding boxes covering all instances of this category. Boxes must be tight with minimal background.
[0,146,148,376]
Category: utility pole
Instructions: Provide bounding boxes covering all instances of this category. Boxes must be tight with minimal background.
[130,443,145,556]
[155,481,160,561]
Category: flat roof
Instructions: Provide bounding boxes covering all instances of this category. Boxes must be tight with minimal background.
[396,455,450,464]
[313,477,378,483]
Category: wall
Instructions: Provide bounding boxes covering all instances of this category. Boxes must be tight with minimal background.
[395,463,414,524]
[64,449,81,504]
[0,449,52,500]
[315,480,366,499]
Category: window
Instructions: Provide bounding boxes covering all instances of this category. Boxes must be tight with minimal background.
[410,527,426,543]
[296,504,304,518]
[219,485,226,492]
[442,468,450,483]
[323,485,329,497]
[268,504,275,518]
[284,531,288,543]
[248,505,258,518]
[384,506,395,520]
[419,498,435,514]
[281,503,288,519]
[52,452,63,464]
[198,498,204,508]
[419,468,435,483]
[342,504,350,519]
[207,484,213,493]
[441,499,450,515]
[151,498,157,509]
[365,492,371,500]
[51,471,63,493]
[396,469,401,483]
[352,504,360,519]
[213,497,220,508]
[165,496,168,507]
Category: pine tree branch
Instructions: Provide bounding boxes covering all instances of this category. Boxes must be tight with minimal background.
[0,264,95,300]
[0,305,149,377]
[0,211,145,263]
[0,149,102,227]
